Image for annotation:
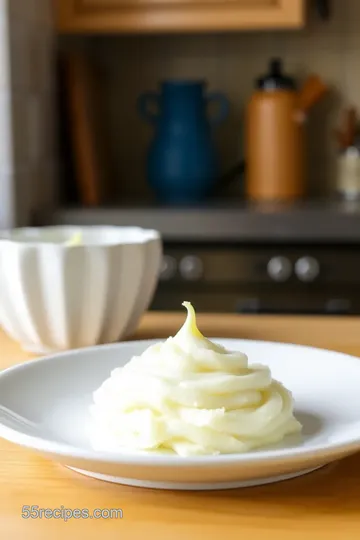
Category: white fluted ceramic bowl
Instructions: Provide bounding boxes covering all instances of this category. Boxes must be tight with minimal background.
[0,226,162,353]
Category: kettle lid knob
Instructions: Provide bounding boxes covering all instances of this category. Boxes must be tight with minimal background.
[256,57,296,91]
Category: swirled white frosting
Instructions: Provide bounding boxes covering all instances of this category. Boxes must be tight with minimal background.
[89,302,302,456]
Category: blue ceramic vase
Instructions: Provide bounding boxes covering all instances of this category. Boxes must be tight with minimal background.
[138,80,229,204]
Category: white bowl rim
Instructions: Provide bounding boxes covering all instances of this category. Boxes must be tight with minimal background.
[1,338,360,468]
[0,225,161,247]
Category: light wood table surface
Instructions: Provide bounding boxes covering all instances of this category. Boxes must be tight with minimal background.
[1,312,360,539]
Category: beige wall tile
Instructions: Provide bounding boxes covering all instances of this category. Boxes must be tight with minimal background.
[344,49,360,107]
[344,0,360,50]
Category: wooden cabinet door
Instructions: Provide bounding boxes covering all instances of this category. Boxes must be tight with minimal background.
[55,0,305,33]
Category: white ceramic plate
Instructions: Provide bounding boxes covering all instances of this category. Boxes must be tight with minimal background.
[1,339,360,491]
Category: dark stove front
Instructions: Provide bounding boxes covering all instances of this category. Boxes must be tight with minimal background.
[150,243,360,315]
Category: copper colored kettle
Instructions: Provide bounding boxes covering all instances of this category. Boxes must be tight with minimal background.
[245,59,327,202]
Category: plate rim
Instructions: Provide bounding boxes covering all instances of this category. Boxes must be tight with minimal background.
[1,338,360,467]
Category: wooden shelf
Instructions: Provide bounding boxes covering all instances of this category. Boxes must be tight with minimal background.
[54,0,305,34]
[46,201,360,243]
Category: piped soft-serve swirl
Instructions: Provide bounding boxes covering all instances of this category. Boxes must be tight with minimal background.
[89,302,302,456]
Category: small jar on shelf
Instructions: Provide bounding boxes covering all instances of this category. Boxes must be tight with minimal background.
[336,146,360,200]
[335,106,360,200]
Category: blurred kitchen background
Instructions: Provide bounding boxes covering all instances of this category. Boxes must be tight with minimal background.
[3,0,360,314]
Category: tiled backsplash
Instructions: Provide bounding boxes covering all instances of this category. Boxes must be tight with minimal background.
[77,0,360,201]
[0,0,55,228]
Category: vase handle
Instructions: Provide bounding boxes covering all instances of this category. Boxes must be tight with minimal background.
[207,93,229,126]
[137,92,160,125]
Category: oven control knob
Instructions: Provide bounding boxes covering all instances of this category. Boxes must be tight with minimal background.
[159,255,177,281]
[267,256,292,282]
[295,256,320,283]
[179,255,203,281]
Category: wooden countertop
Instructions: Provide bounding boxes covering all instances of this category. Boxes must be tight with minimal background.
[2,312,360,539]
